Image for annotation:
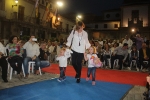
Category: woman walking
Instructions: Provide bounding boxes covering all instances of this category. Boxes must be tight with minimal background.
[66,21,91,83]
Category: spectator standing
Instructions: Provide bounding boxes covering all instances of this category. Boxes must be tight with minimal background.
[135,34,144,50]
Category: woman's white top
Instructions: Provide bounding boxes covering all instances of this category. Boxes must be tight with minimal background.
[87,54,98,68]
[66,30,91,53]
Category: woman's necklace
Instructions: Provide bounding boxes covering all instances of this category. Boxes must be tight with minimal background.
[78,32,83,46]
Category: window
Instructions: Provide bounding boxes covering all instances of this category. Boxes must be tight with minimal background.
[115,13,120,18]
[106,14,110,18]
[18,6,25,21]
[50,4,53,9]
[134,18,137,24]
[104,24,107,28]
[66,24,69,33]
[114,24,118,28]
[42,0,44,5]
[95,24,98,28]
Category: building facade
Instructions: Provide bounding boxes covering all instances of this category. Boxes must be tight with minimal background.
[0,0,74,41]
[86,0,150,40]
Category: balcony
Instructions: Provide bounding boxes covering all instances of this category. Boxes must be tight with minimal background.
[10,12,53,28]
[0,10,6,17]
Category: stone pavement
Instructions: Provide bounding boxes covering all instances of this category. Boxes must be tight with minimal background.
[0,69,147,100]
[123,86,146,100]
[0,73,59,90]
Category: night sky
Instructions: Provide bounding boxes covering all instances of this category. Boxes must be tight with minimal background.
[59,0,124,15]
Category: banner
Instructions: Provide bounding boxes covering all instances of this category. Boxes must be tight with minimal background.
[35,0,39,18]
[35,0,39,8]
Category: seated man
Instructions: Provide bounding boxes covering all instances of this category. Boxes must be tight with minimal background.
[23,35,40,77]
[111,43,128,70]
[139,42,150,72]
[39,42,50,69]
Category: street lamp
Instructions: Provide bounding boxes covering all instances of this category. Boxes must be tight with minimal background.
[131,28,135,32]
[76,15,82,22]
[12,0,18,8]
[57,1,63,7]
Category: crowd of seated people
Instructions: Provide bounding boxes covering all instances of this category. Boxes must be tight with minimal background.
[0,33,150,83]
[89,34,150,72]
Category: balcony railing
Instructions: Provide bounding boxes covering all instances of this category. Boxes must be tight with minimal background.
[0,10,6,17]
[9,12,62,29]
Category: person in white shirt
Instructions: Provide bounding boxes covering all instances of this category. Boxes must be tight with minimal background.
[23,35,40,77]
[66,21,91,83]
[56,48,71,82]
[0,42,8,82]
[122,35,133,50]
[84,46,98,85]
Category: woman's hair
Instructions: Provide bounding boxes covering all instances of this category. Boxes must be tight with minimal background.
[9,35,18,43]
[75,21,85,30]
[104,43,109,50]
[90,46,97,54]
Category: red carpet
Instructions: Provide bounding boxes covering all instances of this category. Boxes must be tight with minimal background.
[42,64,148,86]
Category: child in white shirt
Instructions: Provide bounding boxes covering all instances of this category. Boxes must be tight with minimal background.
[56,48,71,82]
[84,46,99,85]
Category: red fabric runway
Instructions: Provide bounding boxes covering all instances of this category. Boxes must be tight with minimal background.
[42,64,148,86]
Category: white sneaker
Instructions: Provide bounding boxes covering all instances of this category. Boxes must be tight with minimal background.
[57,79,62,82]
[136,68,139,71]
[142,69,146,72]
[146,69,149,72]
[127,67,131,70]
[105,66,108,69]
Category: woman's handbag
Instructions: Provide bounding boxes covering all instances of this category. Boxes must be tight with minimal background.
[70,30,75,48]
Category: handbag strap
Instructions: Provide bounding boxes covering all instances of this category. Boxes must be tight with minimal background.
[70,30,75,48]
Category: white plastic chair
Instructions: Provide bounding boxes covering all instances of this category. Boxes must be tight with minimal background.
[141,61,149,70]
[129,51,139,71]
[28,61,42,75]
[113,59,119,68]
[103,58,111,68]
[9,63,25,80]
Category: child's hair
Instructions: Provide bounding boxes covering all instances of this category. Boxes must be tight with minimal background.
[90,46,97,54]
[132,46,137,50]
[60,47,66,52]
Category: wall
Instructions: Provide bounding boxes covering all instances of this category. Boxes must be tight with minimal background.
[61,17,74,32]
[104,11,121,20]
[122,5,148,27]
[86,21,120,30]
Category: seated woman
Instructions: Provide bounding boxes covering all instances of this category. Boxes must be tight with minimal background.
[39,42,50,71]
[103,43,111,68]
[0,42,8,82]
[8,36,24,79]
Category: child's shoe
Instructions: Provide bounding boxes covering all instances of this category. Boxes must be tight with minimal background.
[92,81,96,85]
[86,77,89,81]
[57,78,62,82]
[62,78,66,81]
